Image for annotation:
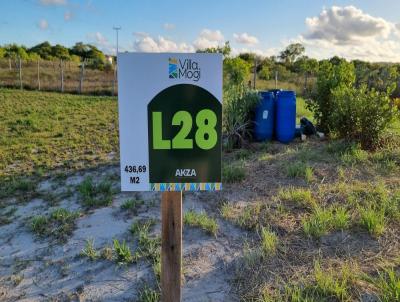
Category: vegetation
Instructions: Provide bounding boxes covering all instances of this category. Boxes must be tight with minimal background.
[77,177,114,208]
[31,208,80,241]
[184,210,218,236]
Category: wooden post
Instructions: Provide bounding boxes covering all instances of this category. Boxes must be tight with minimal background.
[275,70,278,89]
[161,191,182,302]
[18,56,22,90]
[112,62,117,96]
[8,58,11,71]
[37,60,41,91]
[60,59,64,93]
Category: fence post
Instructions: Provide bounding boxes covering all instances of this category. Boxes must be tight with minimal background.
[8,58,11,71]
[18,56,23,90]
[79,60,85,94]
[37,59,41,91]
[275,71,278,89]
[60,59,64,93]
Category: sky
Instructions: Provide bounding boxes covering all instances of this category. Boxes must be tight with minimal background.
[1,0,400,62]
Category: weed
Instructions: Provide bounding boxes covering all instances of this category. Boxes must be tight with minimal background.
[184,210,218,236]
[80,239,98,261]
[113,239,133,265]
[222,164,246,183]
[130,219,156,236]
[220,202,236,220]
[78,177,113,208]
[121,199,143,213]
[100,246,113,261]
[359,207,385,236]
[237,203,263,230]
[137,285,160,302]
[285,161,313,180]
[260,227,278,257]
[302,207,333,238]
[333,206,350,230]
[278,187,316,209]
[313,261,352,301]
[304,166,315,183]
[30,208,80,241]
[235,149,251,160]
[367,268,400,302]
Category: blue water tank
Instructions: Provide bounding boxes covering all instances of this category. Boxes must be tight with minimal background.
[254,91,275,141]
[276,90,296,143]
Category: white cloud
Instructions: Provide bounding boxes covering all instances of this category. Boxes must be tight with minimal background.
[193,29,224,49]
[305,6,392,45]
[38,19,48,30]
[300,6,400,62]
[39,0,66,5]
[233,33,259,45]
[64,10,73,21]
[134,34,194,53]
[163,23,175,30]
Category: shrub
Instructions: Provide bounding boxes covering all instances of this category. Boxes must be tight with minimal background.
[223,85,260,149]
[330,85,397,150]
[308,60,356,133]
[224,57,251,85]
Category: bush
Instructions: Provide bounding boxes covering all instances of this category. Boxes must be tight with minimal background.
[223,85,260,149]
[308,60,355,133]
[330,85,397,150]
[224,57,251,86]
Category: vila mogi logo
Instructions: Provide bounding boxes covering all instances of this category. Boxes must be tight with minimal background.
[169,57,201,82]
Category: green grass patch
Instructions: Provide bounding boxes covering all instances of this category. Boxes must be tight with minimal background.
[285,161,314,181]
[0,89,118,178]
[260,227,278,257]
[31,208,80,241]
[359,208,386,237]
[365,268,400,302]
[184,210,218,236]
[121,198,144,214]
[77,177,114,208]
[80,238,99,261]
[278,187,316,209]
[222,163,246,183]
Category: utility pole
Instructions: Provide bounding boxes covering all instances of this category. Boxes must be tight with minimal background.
[112,26,121,96]
[113,26,121,55]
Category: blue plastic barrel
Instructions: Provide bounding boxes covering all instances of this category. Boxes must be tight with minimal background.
[254,91,275,141]
[276,90,296,143]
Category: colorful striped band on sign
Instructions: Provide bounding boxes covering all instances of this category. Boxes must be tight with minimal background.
[150,183,222,192]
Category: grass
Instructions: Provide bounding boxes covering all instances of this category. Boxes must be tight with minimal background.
[236,203,263,230]
[137,285,160,302]
[366,268,400,302]
[277,187,316,209]
[285,161,314,182]
[260,227,278,257]
[77,177,114,208]
[113,239,134,265]
[0,206,17,226]
[222,163,246,183]
[359,208,386,236]
[184,210,218,236]
[31,208,80,241]
[80,239,98,261]
[0,89,118,181]
[121,198,144,213]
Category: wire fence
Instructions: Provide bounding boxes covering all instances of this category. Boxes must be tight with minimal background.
[0,58,117,96]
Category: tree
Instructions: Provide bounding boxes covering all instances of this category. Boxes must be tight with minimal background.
[3,44,29,60]
[70,42,91,59]
[259,65,271,80]
[223,57,250,86]
[52,44,70,60]
[0,47,5,58]
[279,43,305,65]
[196,41,231,58]
[29,42,53,60]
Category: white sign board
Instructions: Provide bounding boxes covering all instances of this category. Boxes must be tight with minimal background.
[118,53,222,192]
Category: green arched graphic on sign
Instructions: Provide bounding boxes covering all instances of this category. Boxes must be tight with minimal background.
[147,84,221,184]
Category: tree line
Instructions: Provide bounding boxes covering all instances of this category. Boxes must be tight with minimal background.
[0,42,111,70]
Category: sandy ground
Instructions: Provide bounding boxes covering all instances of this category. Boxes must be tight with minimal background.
[0,166,245,302]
